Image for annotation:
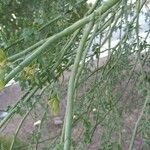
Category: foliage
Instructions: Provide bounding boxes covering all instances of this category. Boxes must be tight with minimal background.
[0,135,26,150]
[0,0,150,149]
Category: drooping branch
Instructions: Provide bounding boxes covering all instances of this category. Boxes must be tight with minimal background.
[64,21,94,150]
[5,0,120,84]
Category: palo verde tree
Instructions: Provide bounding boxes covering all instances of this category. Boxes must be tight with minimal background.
[0,0,150,149]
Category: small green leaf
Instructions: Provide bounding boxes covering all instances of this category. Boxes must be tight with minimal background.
[0,68,5,91]
[0,49,6,67]
[48,95,59,117]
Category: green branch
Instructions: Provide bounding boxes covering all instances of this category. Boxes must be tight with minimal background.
[64,21,93,150]
[0,86,38,129]
[5,0,120,84]
[7,39,47,62]
[129,88,150,150]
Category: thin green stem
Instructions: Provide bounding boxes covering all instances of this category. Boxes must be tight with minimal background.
[7,39,47,62]
[9,107,33,150]
[75,22,97,85]
[64,21,93,150]
[129,89,150,150]
[0,86,38,129]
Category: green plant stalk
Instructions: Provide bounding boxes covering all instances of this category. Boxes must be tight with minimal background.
[135,0,145,78]
[86,0,99,15]
[38,16,61,31]
[52,29,81,72]
[60,1,100,142]
[5,0,120,85]
[9,105,34,150]
[5,16,58,52]
[129,89,150,150]
[5,38,23,50]
[60,29,88,145]
[37,26,82,82]
[8,0,98,63]
[55,21,102,147]
[64,21,93,150]
[59,30,81,144]
[7,39,47,62]
[9,86,47,150]
[129,1,146,149]
[75,9,121,87]
[0,86,38,129]
[98,10,122,50]
[35,109,47,150]
[62,11,114,62]
[75,22,98,85]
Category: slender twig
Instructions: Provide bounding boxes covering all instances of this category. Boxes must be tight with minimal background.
[7,39,47,62]
[9,106,34,150]
[129,88,150,150]
[0,86,37,129]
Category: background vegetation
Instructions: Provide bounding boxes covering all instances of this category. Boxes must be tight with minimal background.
[0,0,150,149]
